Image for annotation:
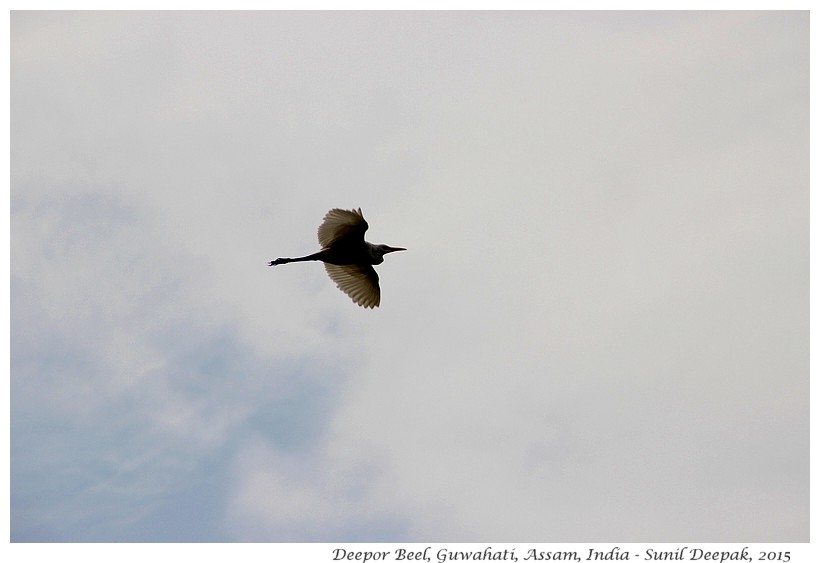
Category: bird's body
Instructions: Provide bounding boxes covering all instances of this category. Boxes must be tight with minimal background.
[268,208,405,308]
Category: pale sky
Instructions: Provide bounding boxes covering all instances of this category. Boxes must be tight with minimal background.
[10,11,808,542]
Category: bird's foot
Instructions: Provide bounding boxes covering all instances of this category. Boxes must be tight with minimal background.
[268,258,285,266]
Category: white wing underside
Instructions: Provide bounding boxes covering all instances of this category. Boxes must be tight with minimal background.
[324,263,380,308]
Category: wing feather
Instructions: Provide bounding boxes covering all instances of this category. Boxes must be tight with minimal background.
[317,208,369,248]
[324,263,380,308]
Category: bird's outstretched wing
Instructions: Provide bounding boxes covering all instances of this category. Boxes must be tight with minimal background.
[324,263,380,308]
[317,208,369,248]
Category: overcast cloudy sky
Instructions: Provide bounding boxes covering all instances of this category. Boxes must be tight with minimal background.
[10,11,808,543]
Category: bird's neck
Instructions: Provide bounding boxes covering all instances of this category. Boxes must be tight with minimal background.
[365,243,385,264]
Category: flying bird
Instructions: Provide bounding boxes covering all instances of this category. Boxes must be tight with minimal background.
[268,208,405,308]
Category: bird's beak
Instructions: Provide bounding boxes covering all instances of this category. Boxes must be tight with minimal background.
[385,246,406,253]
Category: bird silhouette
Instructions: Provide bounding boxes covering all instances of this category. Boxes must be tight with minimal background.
[268,208,405,308]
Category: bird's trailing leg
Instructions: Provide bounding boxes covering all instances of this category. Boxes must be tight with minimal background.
[268,251,326,266]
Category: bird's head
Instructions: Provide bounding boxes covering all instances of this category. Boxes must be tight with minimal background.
[369,243,406,264]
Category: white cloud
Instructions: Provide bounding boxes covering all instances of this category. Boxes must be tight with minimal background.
[11,11,808,542]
